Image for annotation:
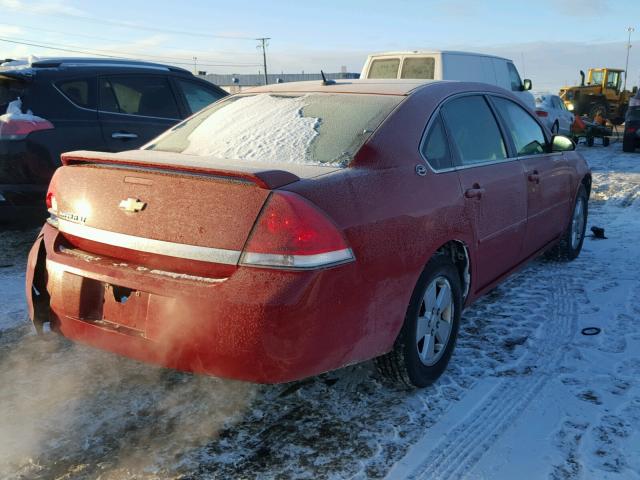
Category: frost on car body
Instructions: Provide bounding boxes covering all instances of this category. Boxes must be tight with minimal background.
[26,80,591,385]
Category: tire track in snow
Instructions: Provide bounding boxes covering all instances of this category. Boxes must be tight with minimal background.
[395,264,579,480]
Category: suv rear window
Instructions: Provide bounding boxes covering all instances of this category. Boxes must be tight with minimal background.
[146,93,402,166]
[0,76,27,113]
[368,58,400,79]
[57,78,96,109]
[400,57,435,79]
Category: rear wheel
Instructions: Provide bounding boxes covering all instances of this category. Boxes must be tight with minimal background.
[603,136,610,147]
[376,256,462,388]
[549,185,588,261]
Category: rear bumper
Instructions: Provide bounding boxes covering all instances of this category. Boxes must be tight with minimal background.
[26,223,380,383]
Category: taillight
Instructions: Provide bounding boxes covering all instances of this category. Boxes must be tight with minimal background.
[45,174,58,215]
[627,126,637,134]
[0,117,54,140]
[535,110,548,117]
[45,191,57,211]
[240,191,354,269]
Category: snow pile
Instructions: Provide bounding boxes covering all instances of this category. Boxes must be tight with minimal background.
[182,94,320,164]
[0,97,47,123]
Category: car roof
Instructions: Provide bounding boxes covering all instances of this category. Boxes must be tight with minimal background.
[247,79,447,96]
[366,50,511,61]
[0,57,191,74]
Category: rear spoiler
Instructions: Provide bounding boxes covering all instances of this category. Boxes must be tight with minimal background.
[61,150,301,190]
[0,71,34,81]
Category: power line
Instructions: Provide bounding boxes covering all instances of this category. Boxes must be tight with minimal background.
[0,37,262,68]
[25,10,259,41]
[0,21,263,58]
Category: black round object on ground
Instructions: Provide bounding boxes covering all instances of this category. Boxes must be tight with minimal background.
[581,327,601,336]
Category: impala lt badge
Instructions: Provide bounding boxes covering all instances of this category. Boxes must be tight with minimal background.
[119,198,146,213]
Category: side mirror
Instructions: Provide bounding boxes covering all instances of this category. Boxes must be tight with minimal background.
[522,79,532,91]
[551,135,575,152]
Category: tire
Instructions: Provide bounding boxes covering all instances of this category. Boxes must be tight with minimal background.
[549,185,588,261]
[551,121,559,135]
[589,101,608,121]
[376,255,462,388]
[603,136,610,147]
[623,137,636,152]
[587,136,594,147]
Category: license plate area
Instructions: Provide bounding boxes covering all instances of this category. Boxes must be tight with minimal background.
[102,284,149,333]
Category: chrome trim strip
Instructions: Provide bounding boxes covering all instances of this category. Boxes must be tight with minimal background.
[240,248,354,270]
[55,218,241,264]
[98,109,181,122]
[52,83,98,113]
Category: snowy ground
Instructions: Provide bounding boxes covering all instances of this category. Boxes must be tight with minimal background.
[0,143,639,479]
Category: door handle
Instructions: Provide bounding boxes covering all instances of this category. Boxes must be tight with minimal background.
[111,132,139,140]
[527,171,541,184]
[464,184,485,199]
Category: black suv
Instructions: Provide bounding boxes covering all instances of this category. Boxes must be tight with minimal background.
[0,58,227,223]
[623,91,640,153]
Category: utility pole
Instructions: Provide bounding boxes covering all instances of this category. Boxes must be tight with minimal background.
[624,27,634,92]
[257,37,270,85]
[193,56,197,75]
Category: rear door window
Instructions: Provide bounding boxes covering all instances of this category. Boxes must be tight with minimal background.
[56,78,96,109]
[492,96,547,156]
[507,63,523,91]
[176,79,225,114]
[441,95,507,166]
[421,114,452,170]
[368,58,400,79]
[99,75,180,119]
[400,57,435,79]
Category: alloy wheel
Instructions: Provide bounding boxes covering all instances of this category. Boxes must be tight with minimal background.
[416,276,454,366]
[571,196,586,250]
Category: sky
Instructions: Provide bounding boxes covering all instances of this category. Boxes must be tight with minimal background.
[0,0,638,93]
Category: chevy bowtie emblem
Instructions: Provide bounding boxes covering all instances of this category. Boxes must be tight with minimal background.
[119,198,146,213]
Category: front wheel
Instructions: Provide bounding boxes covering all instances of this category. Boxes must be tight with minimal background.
[550,185,588,261]
[376,256,462,388]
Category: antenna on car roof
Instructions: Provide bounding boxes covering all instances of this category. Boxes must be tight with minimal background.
[321,70,336,86]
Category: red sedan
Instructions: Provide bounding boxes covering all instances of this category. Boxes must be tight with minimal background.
[25,80,591,387]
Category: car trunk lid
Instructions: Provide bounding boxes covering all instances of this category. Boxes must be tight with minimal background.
[49,150,339,275]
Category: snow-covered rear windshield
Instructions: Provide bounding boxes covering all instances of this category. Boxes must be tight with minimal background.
[145,93,402,166]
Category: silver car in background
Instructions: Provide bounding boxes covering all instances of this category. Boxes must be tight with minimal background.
[533,92,574,135]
